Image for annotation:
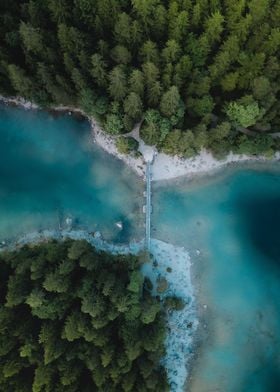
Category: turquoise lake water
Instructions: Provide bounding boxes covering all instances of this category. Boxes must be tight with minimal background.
[1,103,280,391]
[0,104,144,243]
[153,167,280,392]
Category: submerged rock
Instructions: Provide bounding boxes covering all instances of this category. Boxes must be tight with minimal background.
[65,217,73,227]
[0,240,6,248]
[94,231,102,239]
[115,221,123,230]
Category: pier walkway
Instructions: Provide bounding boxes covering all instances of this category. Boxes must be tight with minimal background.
[145,161,152,250]
[126,129,155,252]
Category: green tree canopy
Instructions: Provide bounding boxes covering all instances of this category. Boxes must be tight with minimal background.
[1,0,279,156]
[108,66,127,101]
[116,136,139,154]
[124,92,143,121]
[160,86,181,118]
[0,240,169,392]
[225,100,265,128]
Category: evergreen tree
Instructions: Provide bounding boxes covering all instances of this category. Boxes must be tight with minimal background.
[108,66,127,101]
[160,86,181,118]
[91,54,107,87]
[129,70,145,97]
[124,92,143,121]
[19,22,44,55]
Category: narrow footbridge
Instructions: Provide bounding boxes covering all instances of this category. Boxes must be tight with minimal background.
[145,161,152,251]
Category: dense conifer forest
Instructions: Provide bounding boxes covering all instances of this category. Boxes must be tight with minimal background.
[0,240,170,391]
[0,0,280,156]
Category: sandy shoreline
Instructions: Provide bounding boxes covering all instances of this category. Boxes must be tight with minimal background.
[55,102,280,182]
[152,149,280,182]
[0,95,39,110]
[55,104,146,177]
[1,94,279,183]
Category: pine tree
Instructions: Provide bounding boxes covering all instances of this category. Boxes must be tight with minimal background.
[108,66,127,101]
[204,11,224,45]
[19,22,44,55]
[140,40,159,64]
[91,54,107,87]
[111,45,132,65]
[124,93,143,121]
[160,86,181,118]
[7,65,33,98]
[129,70,145,97]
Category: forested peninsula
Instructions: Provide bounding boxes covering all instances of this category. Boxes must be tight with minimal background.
[0,239,176,392]
[1,0,280,157]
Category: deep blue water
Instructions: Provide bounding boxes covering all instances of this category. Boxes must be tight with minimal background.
[153,168,280,392]
[0,104,144,242]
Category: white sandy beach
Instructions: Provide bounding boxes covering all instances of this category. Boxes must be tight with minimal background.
[90,127,280,182]
[151,149,280,181]
[89,117,146,177]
